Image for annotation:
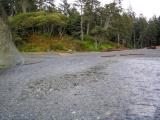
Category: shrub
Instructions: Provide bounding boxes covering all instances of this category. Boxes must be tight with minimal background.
[49,43,66,51]
[9,11,68,30]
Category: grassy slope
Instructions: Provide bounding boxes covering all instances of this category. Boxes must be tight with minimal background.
[18,35,120,52]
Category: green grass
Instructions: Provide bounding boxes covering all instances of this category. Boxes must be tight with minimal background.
[18,34,118,52]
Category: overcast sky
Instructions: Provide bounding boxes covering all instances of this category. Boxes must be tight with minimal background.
[55,0,160,19]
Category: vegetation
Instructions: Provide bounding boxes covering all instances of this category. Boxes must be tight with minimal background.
[1,0,160,52]
[18,35,117,52]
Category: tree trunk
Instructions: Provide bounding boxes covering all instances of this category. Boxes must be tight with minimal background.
[122,39,125,47]
[80,2,84,41]
[51,25,54,36]
[87,23,90,35]
[104,15,111,30]
[117,34,120,46]
[95,39,98,50]
[100,18,103,27]
[21,0,28,13]
[141,39,144,48]
[39,0,44,10]
[22,7,27,13]
[59,27,63,39]
[133,30,136,48]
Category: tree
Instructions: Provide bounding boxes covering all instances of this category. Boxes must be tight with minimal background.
[11,0,36,13]
[100,3,122,31]
[91,26,106,49]
[146,16,159,46]
[36,0,55,11]
[134,15,148,48]
[83,0,100,35]
[66,7,81,37]
[9,11,68,37]
[157,17,160,45]
[59,0,70,16]
[0,0,16,16]
[114,13,133,47]
[74,0,85,41]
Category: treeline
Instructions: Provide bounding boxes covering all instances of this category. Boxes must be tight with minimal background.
[1,0,160,49]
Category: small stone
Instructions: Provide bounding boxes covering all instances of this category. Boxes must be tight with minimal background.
[49,88,53,92]
[105,111,112,116]
[71,111,76,114]
[97,117,100,119]
[73,83,79,86]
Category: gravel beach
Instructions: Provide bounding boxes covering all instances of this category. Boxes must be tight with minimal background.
[0,49,160,120]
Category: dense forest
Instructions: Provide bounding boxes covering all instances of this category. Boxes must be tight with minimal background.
[1,0,160,52]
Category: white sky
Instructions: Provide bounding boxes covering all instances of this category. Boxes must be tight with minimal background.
[55,0,160,19]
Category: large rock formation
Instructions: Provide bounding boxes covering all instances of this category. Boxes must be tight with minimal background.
[0,17,23,67]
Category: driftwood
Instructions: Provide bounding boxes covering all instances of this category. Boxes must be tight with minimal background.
[101,55,116,57]
[23,61,42,65]
[101,48,128,52]
[120,54,144,56]
[147,46,156,49]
